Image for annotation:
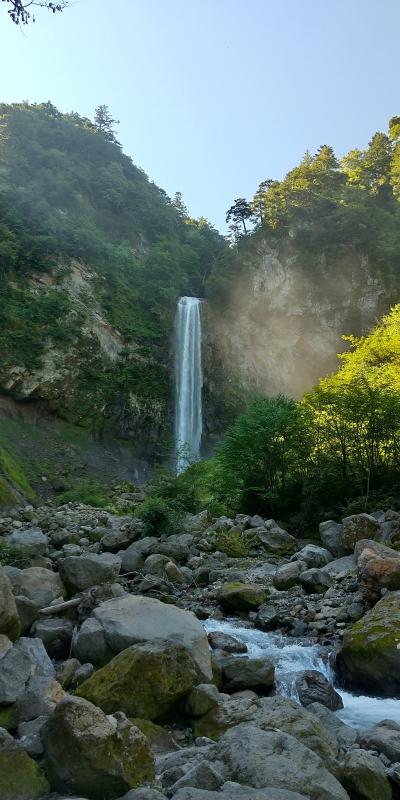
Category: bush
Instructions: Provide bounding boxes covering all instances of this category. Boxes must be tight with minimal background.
[214,528,259,558]
[57,479,112,509]
[135,496,183,536]
[0,539,32,568]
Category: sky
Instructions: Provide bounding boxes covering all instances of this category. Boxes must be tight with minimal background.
[1,0,399,231]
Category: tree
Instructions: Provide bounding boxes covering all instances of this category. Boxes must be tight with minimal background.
[226,197,252,235]
[93,105,120,145]
[251,179,276,225]
[2,0,67,25]
[172,191,189,219]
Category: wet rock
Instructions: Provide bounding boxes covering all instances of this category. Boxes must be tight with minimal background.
[207,631,248,653]
[256,604,280,631]
[60,552,121,593]
[218,582,269,611]
[0,567,20,640]
[76,640,199,721]
[42,696,155,799]
[337,592,400,695]
[74,594,212,679]
[0,726,49,799]
[295,670,343,711]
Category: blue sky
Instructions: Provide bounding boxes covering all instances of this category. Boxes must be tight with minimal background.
[1,0,399,230]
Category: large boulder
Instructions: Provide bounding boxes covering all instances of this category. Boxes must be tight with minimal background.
[76,640,198,720]
[218,655,275,694]
[172,787,310,800]
[207,631,247,654]
[251,696,337,762]
[254,523,297,555]
[60,553,121,593]
[359,556,400,600]
[291,545,333,569]
[31,616,74,658]
[341,514,380,553]
[8,566,65,608]
[273,561,306,590]
[307,702,357,750]
[214,723,349,800]
[360,719,400,762]
[0,637,54,704]
[191,691,258,740]
[319,520,344,558]
[4,527,48,557]
[299,568,332,594]
[218,582,269,611]
[73,594,212,680]
[339,748,392,800]
[120,537,159,573]
[157,534,195,562]
[294,670,343,711]
[15,675,65,723]
[0,567,20,640]
[42,696,154,799]
[0,726,49,799]
[336,591,400,695]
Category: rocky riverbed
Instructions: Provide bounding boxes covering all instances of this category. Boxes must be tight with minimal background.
[1,501,400,799]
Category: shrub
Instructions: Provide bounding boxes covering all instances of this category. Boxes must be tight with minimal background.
[135,496,183,536]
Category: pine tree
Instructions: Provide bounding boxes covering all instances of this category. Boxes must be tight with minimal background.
[93,105,120,145]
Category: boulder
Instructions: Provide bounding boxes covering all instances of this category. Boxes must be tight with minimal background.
[218,582,269,611]
[76,641,198,720]
[337,591,400,695]
[359,556,400,600]
[0,567,20,640]
[321,556,356,578]
[273,561,306,590]
[121,790,165,800]
[360,719,400,762]
[339,748,392,800]
[73,594,212,680]
[341,514,380,552]
[14,595,38,633]
[294,670,343,711]
[256,604,280,631]
[307,702,357,750]
[158,533,194,562]
[299,568,333,594]
[17,715,47,756]
[42,696,155,799]
[4,527,48,556]
[207,631,247,654]
[172,787,310,800]
[218,655,275,694]
[255,524,297,555]
[192,692,258,740]
[319,520,344,558]
[60,553,121,593]
[0,637,54,704]
[100,519,143,552]
[214,723,349,800]
[31,616,74,658]
[291,545,333,569]
[0,726,49,799]
[186,684,222,718]
[354,538,400,564]
[15,675,65,722]
[251,696,337,762]
[120,537,159,573]
[7,566,65,608]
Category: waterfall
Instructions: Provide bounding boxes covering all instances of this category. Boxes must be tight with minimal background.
[175,296,203,474]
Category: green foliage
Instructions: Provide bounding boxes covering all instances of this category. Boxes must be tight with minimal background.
[0,440,33,506]
[135,495,183,536]
[0,539,32,568]
[57,479,112,508]
[214,528,258,558]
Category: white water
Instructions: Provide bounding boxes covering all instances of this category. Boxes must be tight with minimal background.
[204,617,400,729]
[175,297,203,474]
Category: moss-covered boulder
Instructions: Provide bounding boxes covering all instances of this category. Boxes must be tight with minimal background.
[340,748,392,800]
[0,568,21,641]
[0,726,49,799]
[218,582,269,611]
[336,591,400,695]
[42,695,154,800]
[76,640,198,721]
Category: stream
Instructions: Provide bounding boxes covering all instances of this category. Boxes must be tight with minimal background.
[204,617,400,730]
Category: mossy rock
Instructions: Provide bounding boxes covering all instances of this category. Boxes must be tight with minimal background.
[218,582,269,611]
[0,727,49,800]
[130,717,178,754]
[337,590,400,695]
[0,705,18,732]
[76,640,198,721]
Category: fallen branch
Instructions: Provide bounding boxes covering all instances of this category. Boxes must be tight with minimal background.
[38,596,81,616]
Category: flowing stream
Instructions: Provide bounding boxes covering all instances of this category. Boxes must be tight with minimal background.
[175,296,203,474]
[204,617,400,729]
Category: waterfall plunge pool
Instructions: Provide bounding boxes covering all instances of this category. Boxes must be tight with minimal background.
[204,617,400,730]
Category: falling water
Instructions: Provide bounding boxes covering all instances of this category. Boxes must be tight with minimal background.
[175,296,203,474]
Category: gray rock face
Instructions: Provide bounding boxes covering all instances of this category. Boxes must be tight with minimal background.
[273,561,307,590]
[0,637,55,704]
[340,748,392,800]
[5,527,48,556]
[73,594,212,680]
[0,567,20,640]
[299,568,333,594]
[31,617,74,658]
[60,552,121,593]
[8,566,65,608]
[172,788,310,800]
[319,521,344,558]
[219,655,275,694]
[214,723,349,800]
[341,514,380,552]
[41,696,155,800]
[291,545,333,569]
[294,670,343,711]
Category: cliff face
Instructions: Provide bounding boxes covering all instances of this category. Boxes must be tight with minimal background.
[203,237,393,433]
